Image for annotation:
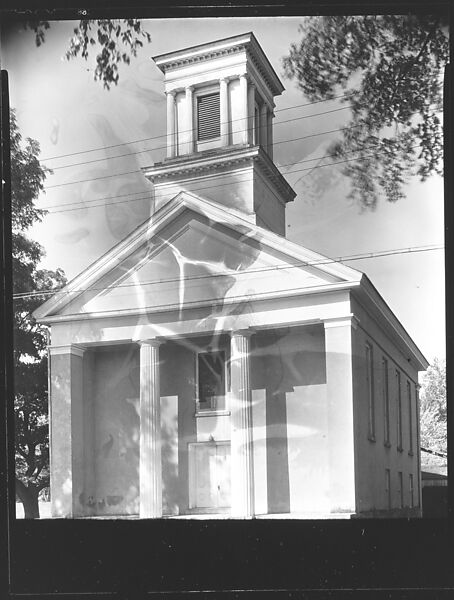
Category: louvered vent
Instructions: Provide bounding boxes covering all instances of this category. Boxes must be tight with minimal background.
[197,93,220,141]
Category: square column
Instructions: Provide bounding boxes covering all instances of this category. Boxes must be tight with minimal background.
[49,344,85,518]
[230,330,254,518]
[139,339,163,518]
[185,85,194,154]
[239,74,249,146]
[247,82,256,145]
[220,77,229,146]
[166,91,176,159]
[267,109,274,158]
[259,103,268,152]
[323,316,357,514]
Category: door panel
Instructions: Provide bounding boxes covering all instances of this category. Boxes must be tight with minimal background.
[189,442,230,510]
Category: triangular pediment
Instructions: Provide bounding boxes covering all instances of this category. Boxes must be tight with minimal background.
[34,192,362,320]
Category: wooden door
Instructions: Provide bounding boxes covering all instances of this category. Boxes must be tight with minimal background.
[189,442,231,511]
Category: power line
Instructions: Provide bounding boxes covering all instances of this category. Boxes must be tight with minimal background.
[41,104,443,191]
[48,104,359,172]
[41,92,357,163]
[44,101,443,174]
[421,447,447,458]
[39,140,426,213]
[13,244,443,300]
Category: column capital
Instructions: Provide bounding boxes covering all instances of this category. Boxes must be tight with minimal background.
[185,85,194,92]
[231,328,255,339]
[166,89,177,98]
[49,344,86,357]
[323,315,359,330]
[138,338,163,348]
[219,76,230,84]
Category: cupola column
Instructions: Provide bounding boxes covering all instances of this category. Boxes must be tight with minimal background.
[247,82,256,145]
[220,77,229,146]
[185,85,195,154]
[166,91,176,159]
[239,74,249,145]
[267,109,274,158]
[260,103,268,151]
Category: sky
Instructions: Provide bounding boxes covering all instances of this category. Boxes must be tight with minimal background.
[1,16,446,364]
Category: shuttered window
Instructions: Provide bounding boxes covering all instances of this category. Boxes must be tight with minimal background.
[197,93,220,141]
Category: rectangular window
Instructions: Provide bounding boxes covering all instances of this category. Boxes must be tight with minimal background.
[366,343,375,440]
[396,370,403,450]
[398,471,404,508]
[407,380,413,454]
[197,93,220,141]
[382,357,390,445]
[409,474,414,508]
[385,469,391,509]
[197,351,225,411]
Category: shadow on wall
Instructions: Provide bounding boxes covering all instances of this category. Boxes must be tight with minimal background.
[251,325,328,514]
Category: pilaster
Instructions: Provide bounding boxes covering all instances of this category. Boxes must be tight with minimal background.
[48,344,86,518]
[323,316,358,514]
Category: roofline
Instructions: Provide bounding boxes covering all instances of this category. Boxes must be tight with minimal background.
[153,31,284,96]
[355,275,429,371]
[33,190,363,321]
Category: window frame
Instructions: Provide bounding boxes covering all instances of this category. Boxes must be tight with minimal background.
[398,471,404,509]
[396,369,403,451]
[407,380,414,455]
[382,356,390,446]
[196,88,221,143]
[385,468,391,510]
[195,349,227,414]
[366,342,375,441]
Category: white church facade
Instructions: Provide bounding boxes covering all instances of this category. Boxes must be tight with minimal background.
[34,32,427,519]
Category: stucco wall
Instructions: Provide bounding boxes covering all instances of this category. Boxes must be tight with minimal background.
[91,346,140,516]
[350,295,421,516]
[252,325,329,515]
[77,326,332,517]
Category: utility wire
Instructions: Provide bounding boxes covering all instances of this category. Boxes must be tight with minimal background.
[421,447,447,458]
[41,92,357,162]
[41,104,443,191]
[45,101,443,173]
[12,244,443,300]
[39,140,426,212]
[48,104,359,171]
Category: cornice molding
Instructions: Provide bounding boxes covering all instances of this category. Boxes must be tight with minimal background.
[143,145,296,204]
[153,32,284,97]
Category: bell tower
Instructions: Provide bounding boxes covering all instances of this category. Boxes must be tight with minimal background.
[143,32,296,236]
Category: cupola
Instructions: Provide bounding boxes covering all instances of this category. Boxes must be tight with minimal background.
[143,32,296,236]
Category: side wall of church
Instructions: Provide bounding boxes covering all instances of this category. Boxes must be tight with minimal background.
[350,295,422,517]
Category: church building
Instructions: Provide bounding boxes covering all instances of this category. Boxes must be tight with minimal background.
[34,32,428,519]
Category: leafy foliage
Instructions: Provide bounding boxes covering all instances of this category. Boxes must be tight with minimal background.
[11,110,67,517]
[26,19,151,90]
[419,358,447,460]
[282,15,449,208]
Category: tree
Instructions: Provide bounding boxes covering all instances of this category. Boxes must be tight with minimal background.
[282,15,449,208]
[419,357,446,467]
[11,110,67,518]
[25,19,151,90]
